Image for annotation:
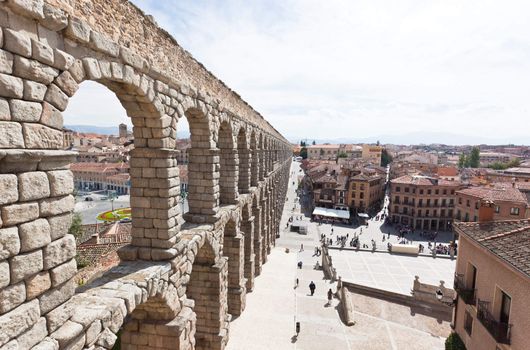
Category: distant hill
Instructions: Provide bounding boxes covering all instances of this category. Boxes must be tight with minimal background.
[65,125,120,135]
[65,124,191,139]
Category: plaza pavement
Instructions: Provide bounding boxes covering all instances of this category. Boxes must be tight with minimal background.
[226,161,451,350]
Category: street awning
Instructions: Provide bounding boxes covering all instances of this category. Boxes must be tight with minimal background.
[357,213,369,218]
[312,207,350,220]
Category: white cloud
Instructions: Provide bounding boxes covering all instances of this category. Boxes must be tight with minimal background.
[72,0,530,144]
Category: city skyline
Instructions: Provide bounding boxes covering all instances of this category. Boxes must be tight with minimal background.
[63,0,530,145]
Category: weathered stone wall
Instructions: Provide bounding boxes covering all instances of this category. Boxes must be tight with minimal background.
[0,0,292,349]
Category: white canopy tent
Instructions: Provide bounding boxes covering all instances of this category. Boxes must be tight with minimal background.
[312,207,350,220]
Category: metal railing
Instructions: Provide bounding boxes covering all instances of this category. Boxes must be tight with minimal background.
[453,273,476,305]
[477,300,512,344]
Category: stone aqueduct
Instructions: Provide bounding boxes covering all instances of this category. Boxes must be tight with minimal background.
[0,1,292,349]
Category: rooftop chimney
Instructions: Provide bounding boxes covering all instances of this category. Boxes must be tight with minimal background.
[478,199,495,223]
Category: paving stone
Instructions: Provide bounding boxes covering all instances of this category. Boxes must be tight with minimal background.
[18,171,50,201]
[0,174,18,205]
[10,249,43,283]
[19,218,51,252]
[1,202,39,226]
[9,99,42,122]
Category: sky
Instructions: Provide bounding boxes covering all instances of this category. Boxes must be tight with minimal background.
[64,0,530,145]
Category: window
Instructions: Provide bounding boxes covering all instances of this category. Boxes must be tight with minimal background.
[464,213,469,222]
[473,215,477,222]
[458,197,462,204]
[466,200,470,207]
[495,205,500,213]
[405,187,410,193]
[418,199,423,207]
[418,209,422,216]
[427,199,431,206]
[510,207,520,215]
[449,199,454,206]
[394,196,400,204]
[500,291,511,324]
[351,200,355,206]
[403,207,408,214]
[443,189,447,195]
[394,205,398,213]
[441,209,445,217]
[464,310,473,335]
[475,202,479,210]
[426,210,430,217]
[434,199,438,206]
[427,189,432,195]
[451,190,455,195]
[435,189,439,195]
[419,189,424,194]
[396,186,401,192]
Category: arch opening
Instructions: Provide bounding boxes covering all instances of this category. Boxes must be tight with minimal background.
[218,121,238,205]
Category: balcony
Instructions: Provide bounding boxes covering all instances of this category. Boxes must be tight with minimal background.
[453,274,476,305]
[477,300,512,345]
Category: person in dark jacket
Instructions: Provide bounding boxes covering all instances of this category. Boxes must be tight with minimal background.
[309,281,316,296]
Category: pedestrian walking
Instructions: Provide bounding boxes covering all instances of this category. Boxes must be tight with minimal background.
[300,243,304,252]
[309,281,316,296]
[327,288,333,305]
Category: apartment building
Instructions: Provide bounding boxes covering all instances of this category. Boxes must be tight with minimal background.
[479,152,518,166]
[347,170,385,213]
[70,162,130,195]
[452,219,530,350]
[389,174,463,231]
[307,144,340,160]
[455,184,529,222]
[362,144,382,165]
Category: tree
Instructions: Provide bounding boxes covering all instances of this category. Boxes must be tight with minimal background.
[300,140,306,147]
[469,147,480,168]
[458,153,466,168]
[300,147,308,159]
[445,332,466,350]
[312,140,316,145]
[69,212,83,239]
[381,148,393,166]
[338,152,348,158]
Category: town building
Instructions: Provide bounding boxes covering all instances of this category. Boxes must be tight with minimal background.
[119,123,128,138]
[361,144,382,164]
[389,174,463,230]
[479,152,519,166]
[307,144,340,160]
[455,184,529,223]
[70,162,130,195]
[452,219,530,350]
[175,138,190,164]
[347,169,385,214]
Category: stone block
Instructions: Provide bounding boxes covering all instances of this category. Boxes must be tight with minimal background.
[19,218,51,252]
[0,121,24,147]
[0,261,9,288]
[0,299,40,347]
[0,227,20,260]
[96,328,117,348]
[7,0,45,20]
[82,57,101,80]
[66,59,84,82]
[1,202,39,226]
[46,213,72,241]
[10,99,42,122]
[16,317,48,349]
[0,98,9,120]
[0,73,23,98]
[54,71,78,97]
[39,101,62,129]
[0,174,18,205]
[65,17,91,43]
[0,281,26,313]
[42,234,75,269]
[18,171,50,201]
[25,271,51,300]
[39,195,74,217]
[23,123,63,148]
[44,83,68,111]
[47,170,73,197]
[3,28,31,57]
[31,337,59,350]
[49,320,83,349]
[0,49,14,74]
[42,4,68,31]
[31,38,54,65]
[38,279,75,314]
[49,258,76,286]
[13,55,59,84]
[90,31,119,57]
[23,80,47,101]
[10,249,43,283]
[52,48,74,71]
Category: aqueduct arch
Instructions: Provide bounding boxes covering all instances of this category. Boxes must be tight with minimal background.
[0,1,291,349]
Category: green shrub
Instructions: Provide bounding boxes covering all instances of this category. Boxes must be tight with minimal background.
[445,332,466,350]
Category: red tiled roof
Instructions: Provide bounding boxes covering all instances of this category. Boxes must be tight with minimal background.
[391,174,461,186]
[457,186,527,204]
